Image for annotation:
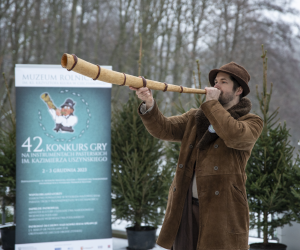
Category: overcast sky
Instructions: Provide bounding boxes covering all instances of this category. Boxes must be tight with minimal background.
[291,0,300,19]
[292,0,300,9]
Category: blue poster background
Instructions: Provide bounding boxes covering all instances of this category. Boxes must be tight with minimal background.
[16,87,111,244]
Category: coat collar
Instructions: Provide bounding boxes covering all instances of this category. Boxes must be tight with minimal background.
[195,97,252,150]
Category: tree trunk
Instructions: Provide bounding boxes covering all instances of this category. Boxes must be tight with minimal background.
[35,0,42,63]
[229,0,241,61]
[13,202,16,224]
[185,0,207,87]
[76,0,85,56]
[172,0,182,86]
[257,208,261,238]
[67,0,78,53]
[263,210,268,245]
[1,198,5,225]
[223,0,230,61]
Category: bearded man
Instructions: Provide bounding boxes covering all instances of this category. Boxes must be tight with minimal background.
[129,62,263,250]
[48,98,78,133]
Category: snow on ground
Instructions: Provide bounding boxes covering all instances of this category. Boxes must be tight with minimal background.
[0,237,277,250]
[112,220,277,249]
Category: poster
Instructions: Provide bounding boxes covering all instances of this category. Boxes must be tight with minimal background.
[15,64,112,250]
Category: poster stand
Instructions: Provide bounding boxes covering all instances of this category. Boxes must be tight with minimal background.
[15,64,112,250]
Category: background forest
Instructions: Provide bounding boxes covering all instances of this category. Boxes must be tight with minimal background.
[0,0,299,147]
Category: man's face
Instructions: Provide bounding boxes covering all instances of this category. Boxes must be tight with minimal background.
[61,106,73,116]
[214,72,238,106]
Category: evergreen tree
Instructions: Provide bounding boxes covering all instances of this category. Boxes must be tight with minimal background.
[246,46,300,245]
[111,93,174,230]
[0,73,16,224]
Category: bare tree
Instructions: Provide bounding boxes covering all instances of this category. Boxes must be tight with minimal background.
[0,0,299,145]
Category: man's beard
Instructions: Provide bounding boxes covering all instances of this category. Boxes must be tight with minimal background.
[218,91,235,106]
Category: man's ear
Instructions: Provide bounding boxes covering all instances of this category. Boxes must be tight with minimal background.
[236,86,243,96]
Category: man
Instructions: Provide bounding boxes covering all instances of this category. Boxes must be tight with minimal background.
[129,62,263,250]
[48,98,78,132]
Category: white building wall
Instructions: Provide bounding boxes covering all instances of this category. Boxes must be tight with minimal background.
[277,222,300,250]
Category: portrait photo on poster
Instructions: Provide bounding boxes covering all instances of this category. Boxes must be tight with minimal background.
[41,93,78,133]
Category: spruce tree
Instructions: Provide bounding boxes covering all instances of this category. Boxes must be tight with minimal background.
[111,93,174,230]
[246,46,300,245]
[0,73,16,224]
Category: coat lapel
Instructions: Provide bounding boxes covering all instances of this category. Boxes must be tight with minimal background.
[195,98,252,150]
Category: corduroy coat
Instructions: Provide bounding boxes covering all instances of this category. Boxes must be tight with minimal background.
[138,99,263,250]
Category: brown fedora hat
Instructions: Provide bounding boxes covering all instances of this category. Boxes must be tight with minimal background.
[209,62,250,96]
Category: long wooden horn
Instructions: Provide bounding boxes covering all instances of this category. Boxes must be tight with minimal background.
[61,54,206,94]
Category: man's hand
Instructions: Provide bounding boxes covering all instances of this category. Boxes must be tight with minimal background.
[205,87,221,102]
[56,109,62,116]
[129,86,154,109]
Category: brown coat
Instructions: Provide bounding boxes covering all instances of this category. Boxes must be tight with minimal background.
[138,99,263,250]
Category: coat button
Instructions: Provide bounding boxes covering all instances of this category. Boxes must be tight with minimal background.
[173,187,176,192]
[179,164,183,169]
[215,191,219,195]
[214,166,218,171]
[214,144,218,148]
[189,144,193,149]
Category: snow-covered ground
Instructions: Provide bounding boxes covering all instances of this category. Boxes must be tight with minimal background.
[113,236,276,250]
[0,237,277,250]
[112,219,277,249]
[112,238,164,250]
[0,220,277,250]
[0,237,276,250]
